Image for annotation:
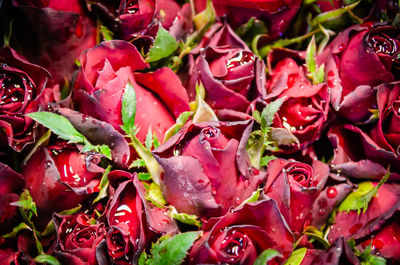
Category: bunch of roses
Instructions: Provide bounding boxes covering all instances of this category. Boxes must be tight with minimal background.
[0,0,400,264]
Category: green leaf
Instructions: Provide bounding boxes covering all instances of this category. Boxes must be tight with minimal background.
[261,97,285,130]
[359,243,387,265]
[316,64,325,84]
[40,220,55,237]
[145,183,166,208]
[26,112,85,144]
[23,129,51,165]
[145,127,153,150]
[193,0,216,30]
[147,26,178,62]
[260,155,276,167]
[169,207,201,228]
[145,232,200,265]
[100,25,114,41]
[93,166,111,204]
[138,172,152,181]
[192,82,218,123]
[3,19,13,47]
[283,248,307,265]
[130,159,146,168]
[164,111,193,142]
[121,82,137,134]
[2,222,32,239]
[129,133,161,185]
[306,35,317,75]
[254,249,282,265]
[338,169,390,214]
[246,131,265,169]
[303,226,330,249]
[10,189,37,220]
[58,204,82,215]
[34,254,61,265]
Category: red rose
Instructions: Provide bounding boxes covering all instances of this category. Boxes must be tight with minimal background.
[189,200,294,265]
[194,0,302,40]
[318,24,400,122]
[11,0,97,86]
[0,47,50,151]
[0,163,24,234]
[22,142,104,223]
[54,213,106,265]
[73,40,190,143]
[153,120,266,218]
[264,50,330,150]
[187,25,265,118]
[264,158,330,233]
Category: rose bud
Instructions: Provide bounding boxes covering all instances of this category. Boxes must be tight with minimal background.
[263,158,329,233]
[264,49,330,150]
[53,213,106,265]
[318,24,400,122]
[22,142,104,224]
[194,0,302,40]
[0,163,24,234]
[187,25,266,117]
[358,215,400,261]
[0,47,50,151]
[97,172,176,264]
[189,200,294,265]
[73,40,190,143]
[153,120,266,218]
[327,183,400,243]
[11,0,97,86]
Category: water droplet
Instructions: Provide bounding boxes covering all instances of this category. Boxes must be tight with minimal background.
[327,187,337,198]
[45,160,52,169]
[318,208,326,215]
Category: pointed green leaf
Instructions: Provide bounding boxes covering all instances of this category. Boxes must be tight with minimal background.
[146,127,153,150]
[148,26,178,62]
[138,172,152,181]
[260,155,276,167]
[283,248,307,265]
[170,207,201,228]
[93,166,111,204]
[34,254,61,265]
[261,97,285,130]
[239,188,262,208]
[254,249,282,265]
[100,25,114,41]
[2,222,32,239]
[130,159,146,169]
[10,189,37,220]
[246,131,264,169]
[164,111,193,141]
[26,112,85,144]
[145,183,166,208]
[192,83,218,123]
[58,204,82,215]
[306,35,317,75]
[146,232,200,265]
[338,169,390,214]
[121,82,137,134]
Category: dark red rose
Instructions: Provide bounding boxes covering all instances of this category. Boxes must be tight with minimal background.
[153,120,266,218]
[358,215,400,261]
[188,200,294,265]
[0,163,24,234]
[264,50,330,150]
[53,213,106,265]
[95,171,176,264]
[0,47,50,151]
[263,158,329,233]
[22,142,104,223]
[73,40,190,143]
[194,0,302,40]
[327,84,400,176]
[318,24,400,122]
[370,82,400,158]
[11,0,97,86]
[187,25,266,117]
[327,183,400,243]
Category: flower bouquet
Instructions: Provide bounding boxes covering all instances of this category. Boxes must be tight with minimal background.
[0,0,399,264]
